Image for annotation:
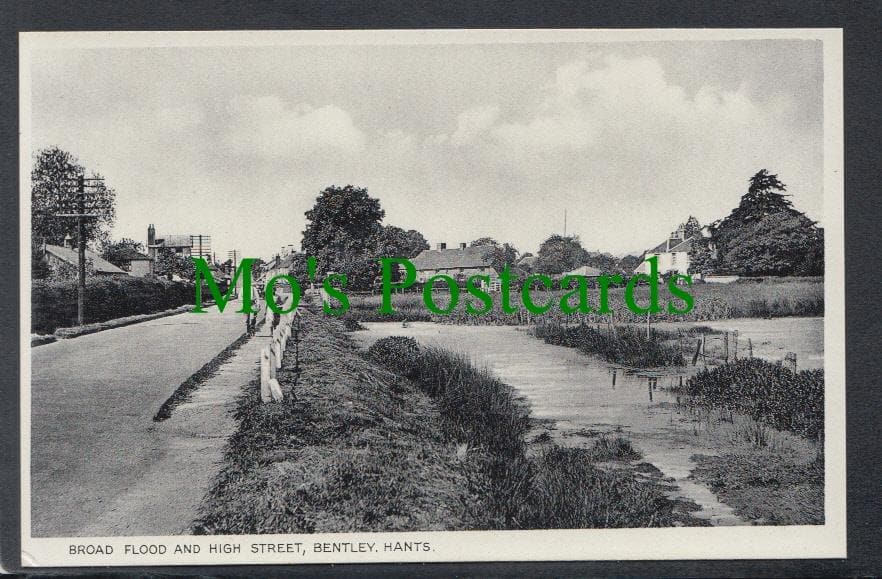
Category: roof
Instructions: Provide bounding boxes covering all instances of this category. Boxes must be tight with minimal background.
[115,247,152,261]
[155,234,193,248]
[45,244,127,274]
[518,255,537,266]
[667,237,694,253]
[564,265,602,277]
[645,235,695,255]
[411,246,495,271]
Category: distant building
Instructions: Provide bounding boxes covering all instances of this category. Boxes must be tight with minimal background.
[146,224,212,262]
[42,239,128,279]
[563,265,602,278]
[411,242,499,288]
[633,221,703,277]
[111,246,153,277]
[517,254,538,272]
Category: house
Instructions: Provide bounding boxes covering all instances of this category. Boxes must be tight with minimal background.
[563,265,602,278]
[633,221,699,277]
[42,239,128,279]
[516,254,538,272]
[411,242,499,288]
[111,246,153,277]
[146,224,212,261]
[260,249,299,287]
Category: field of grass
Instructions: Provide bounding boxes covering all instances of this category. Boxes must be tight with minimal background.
[345,276,823,326]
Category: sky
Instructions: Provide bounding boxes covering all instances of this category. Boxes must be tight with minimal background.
[27,36,825,260]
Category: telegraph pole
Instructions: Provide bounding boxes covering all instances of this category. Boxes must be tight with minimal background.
[55,174,106,326]
[76,176,86,325]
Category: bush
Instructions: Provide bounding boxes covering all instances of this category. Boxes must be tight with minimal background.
[32,275,194,334]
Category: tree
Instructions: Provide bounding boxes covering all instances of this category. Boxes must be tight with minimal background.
[616,254,643,275]
[681,215,701,240]
[376,225,429,260]
[300,185,386,290]
[582,251,619,274]
[687,236,716,276]
[711,170,823,276]
[31,147,116,247]
[100,238,146,270]
[535,234,590,275]
[470,237,519,273]
[154,247,193,281]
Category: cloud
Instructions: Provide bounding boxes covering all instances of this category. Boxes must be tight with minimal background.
[450,105,500,146]
[479,55,760,161]
[224,95,365,159]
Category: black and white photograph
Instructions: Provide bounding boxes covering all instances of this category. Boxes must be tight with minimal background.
[18,28,845,566]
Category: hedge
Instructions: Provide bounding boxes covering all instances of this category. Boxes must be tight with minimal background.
[32,275,196,334]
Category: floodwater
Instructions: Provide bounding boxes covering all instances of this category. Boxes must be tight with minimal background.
[352,317,824,527]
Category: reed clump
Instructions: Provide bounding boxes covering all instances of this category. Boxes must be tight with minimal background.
[532,321,685,368]
[676,358,824,440]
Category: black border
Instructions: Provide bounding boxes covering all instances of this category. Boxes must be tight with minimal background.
[3,1,881,576]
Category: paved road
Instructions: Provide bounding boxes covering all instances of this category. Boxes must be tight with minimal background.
[29,304,249,537]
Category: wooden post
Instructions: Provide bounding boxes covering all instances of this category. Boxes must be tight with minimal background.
[723,331,729,362]
[273,338,283,369]
[701,334,707,367]
[260,347,272,402]
[784,352,797,373]
[733,330,738,359]
[646,311,651,339]
[748,338,753,358]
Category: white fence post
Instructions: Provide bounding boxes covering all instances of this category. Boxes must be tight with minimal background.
[260,347,272,402]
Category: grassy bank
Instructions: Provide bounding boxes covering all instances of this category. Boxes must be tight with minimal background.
[345,276,823,326]
[194,309,479,533]
[673,357,825,525]
[691,451,823,525]
[196,306,697,532]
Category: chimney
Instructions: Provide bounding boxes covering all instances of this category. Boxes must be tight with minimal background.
[436,242,447,250]
[459,242,467,249]
[147,224,155,247]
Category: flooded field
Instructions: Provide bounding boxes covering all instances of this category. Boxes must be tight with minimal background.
[352,317,824,526]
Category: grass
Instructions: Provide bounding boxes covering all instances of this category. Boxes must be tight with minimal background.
[345,276,823,326]
[690,451,824,525]
[531,321,686,368]
[194,309,480,534]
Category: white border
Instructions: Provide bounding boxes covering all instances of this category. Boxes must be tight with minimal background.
[19,28,845,567]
